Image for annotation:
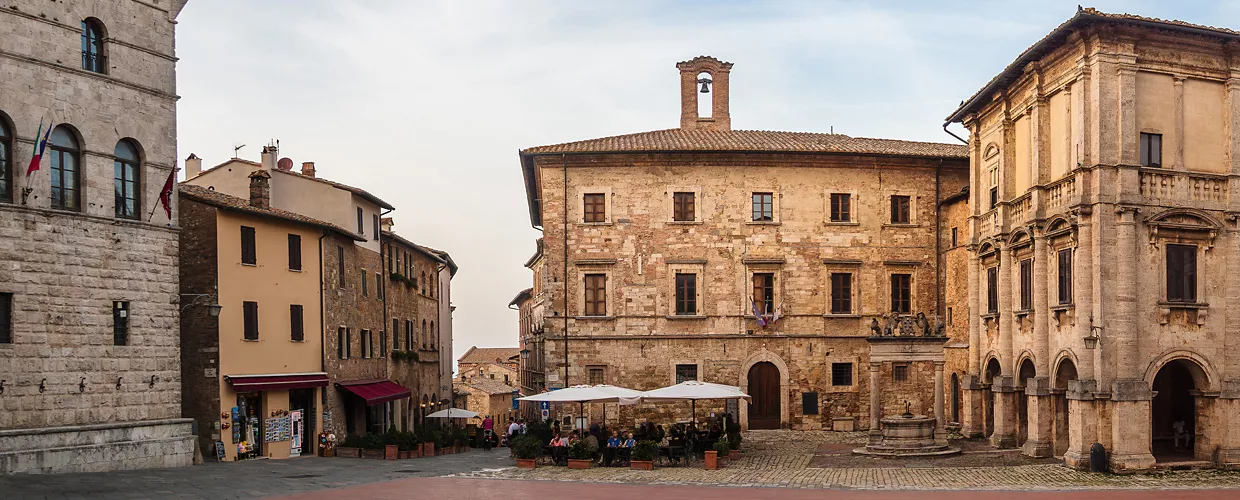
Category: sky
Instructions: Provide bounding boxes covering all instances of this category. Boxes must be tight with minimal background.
[174,0,1236,362]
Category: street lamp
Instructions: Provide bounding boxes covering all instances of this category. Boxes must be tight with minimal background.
[519,348,530,360]
[180,293,222,317]
[1085,315,1102,350]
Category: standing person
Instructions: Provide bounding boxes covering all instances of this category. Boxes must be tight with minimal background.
[507,419,522,442]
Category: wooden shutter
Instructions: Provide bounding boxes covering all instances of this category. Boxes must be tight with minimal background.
[290,304,304,341]
[240,226,256,265]
[243,301,258,340]
[288,234,302,271]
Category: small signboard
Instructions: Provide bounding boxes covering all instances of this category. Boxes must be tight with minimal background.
[214,441,226,461]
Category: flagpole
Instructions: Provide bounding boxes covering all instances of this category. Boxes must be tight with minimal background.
[149,167,180,223]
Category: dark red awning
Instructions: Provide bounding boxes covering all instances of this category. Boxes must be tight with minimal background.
[336,379,412,406]
[225,372,329,392]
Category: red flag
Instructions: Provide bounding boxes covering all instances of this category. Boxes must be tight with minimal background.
[26,120,51,176]
[158,167,178,220]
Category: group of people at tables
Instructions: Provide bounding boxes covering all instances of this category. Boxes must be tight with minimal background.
[542,419,726,466]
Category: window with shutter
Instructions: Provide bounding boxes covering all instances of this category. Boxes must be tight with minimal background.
[1019,259,1032,310]
[290,304,304,341]
[987,267,999,313]
[673,192,695,222]
[890,195,911,224]
[243,301,258,340]
[890,274,911,313]
[288,234,302,271]
[583,193,606,223]
[0,293,11,344]
[830,273,852,314]
[241,226,256,265]
[1166,244,1197,302]
[829,193,851,222]
[674,273,697,315]
[584,274,607,316]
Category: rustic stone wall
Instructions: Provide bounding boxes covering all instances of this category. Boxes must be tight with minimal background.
[383,237,445,431]
[177,198,223,458]
[322,236,387,436]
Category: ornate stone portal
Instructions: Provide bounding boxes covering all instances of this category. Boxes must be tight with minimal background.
[854,314,960,457]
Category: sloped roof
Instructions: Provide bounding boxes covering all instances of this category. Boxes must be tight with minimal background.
[383,231,458,277]
[947,7,1240,124]
[179,184,365,241]
[509,288,533,307]
[198,158,394,210]
[521,128,967,158]
[458,346,521,366]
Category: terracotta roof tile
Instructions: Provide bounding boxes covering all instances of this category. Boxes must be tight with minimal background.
[520,128,967,158]
[947,7,1240,124]
[179,184,365,241]
[196,158,394,210]
[458,347,521,366]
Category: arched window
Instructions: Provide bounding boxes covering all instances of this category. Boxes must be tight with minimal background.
[49,126,81,211]
[420,272,426,294]
[429,321,435,349]
[114,139,140,219]
[81,18,107,73]
[0,115,10,203]
[421,319,427,349]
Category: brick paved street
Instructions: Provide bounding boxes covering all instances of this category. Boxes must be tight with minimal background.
[3,432,1240,499]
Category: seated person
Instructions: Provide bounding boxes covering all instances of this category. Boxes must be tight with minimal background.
[583,430,599,461]
[617,432,636,464]
[603,430,621,466]
[549,434,569,465]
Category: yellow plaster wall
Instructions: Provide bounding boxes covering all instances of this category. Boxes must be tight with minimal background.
[1136,71,1176,167]
[1048,90,1070,180]
[1184,78,1226,173]
[1014,115,1031,192]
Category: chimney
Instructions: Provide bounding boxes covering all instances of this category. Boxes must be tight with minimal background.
[260,146,277,170]
[676,56,733,131]
[301,161,316,178]
[248,169,272,209]
[185,153,202,178]
[381,217,394,233]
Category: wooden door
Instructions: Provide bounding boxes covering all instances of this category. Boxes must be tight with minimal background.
[748,362,781,429]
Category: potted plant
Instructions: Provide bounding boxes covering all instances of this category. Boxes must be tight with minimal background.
[704,449,718,470]
[453,427,469,452]
[420,428,437,457]
[336,435,363,458]
[566,439,594,469]
[727,422,742,452]
[630,440,658,470]
[511,435,540,469]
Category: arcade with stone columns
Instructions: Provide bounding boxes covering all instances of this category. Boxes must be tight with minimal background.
[945,8,1240,471]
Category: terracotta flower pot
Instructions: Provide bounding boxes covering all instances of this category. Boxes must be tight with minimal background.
[423,443,435,456]
[361,448,384,459]
[567,458,593,469]
[630,460,653,470]
[516,458,537,469]
[335,447,360,458]
[704,450,718,470]
[385,445,399,460]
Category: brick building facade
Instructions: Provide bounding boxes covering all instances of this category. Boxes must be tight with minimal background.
[516,56,968,430]
[946,8,1240,471]
[0,0,194,473]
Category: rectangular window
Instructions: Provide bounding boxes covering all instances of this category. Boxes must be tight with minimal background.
[287,234,302,271]
[1167,244,1197,303]
[583,274,607,316]
[951,227,958,247]
[112,301,129,346]
[829,193,851,222]
[290,304,304,341]
[240,226,256,265]
[380,331,387,358]
[405,320,413,351]
[361,269,368,297]
[372,214,380,241]
[673,192,695,222]
[338,327,346,359]
[832,362,853,386]
[376,273,383,300]
[587,366,605,385]
[337,246,345,289]
[1061,249,1071,305]
[50,144,80,211]
[1140,132,1163,167]
[890,195,911,224]
[113,159,139,219]
[357,207,364,235]
[893,363,909,383]
[989,186,998,210]
[675,364,698,384]
[243,301,258,340]
[890,273,911,314]
[0,293,11,344]
[674,273,697,315]
[947,307,953,325]
[802,392,819,415]
[751,192,774,222]
[987,266,999,313]
[583,193,606,223]
[830,273,852,314]
[752,272,775,315]
[1019,259,1033,311]
[345,328,352,358]
[361,329,372,359]
[392,319,400,350]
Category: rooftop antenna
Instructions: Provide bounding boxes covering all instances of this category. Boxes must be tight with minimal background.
[831,126,834,134]
[233,144,245,158]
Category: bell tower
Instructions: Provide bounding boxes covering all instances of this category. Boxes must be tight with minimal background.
[677,56,733,131]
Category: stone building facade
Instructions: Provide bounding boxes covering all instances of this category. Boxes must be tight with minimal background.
[517,56,968,430]
[382,222,454,431]
[457,346,520,386]
[178,178,356,461]
[946,8,1240,471]
[454,379,517,429]
[0,0,194,473]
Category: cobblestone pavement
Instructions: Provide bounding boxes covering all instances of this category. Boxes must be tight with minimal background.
[447,430,1240,491]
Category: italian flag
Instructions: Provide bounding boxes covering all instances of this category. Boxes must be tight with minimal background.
[26,120,51,176]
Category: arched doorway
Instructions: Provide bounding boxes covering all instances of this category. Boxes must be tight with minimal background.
[983,358,1001,438]
[748,362,781,429]
[1052,358,1077,457]
[1016,359,1036,447]
[1151,359,1203,462]
[950,373,960,423]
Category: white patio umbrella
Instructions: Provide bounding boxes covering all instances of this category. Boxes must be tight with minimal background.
[623,380,751,422]
[425,408,479,419]
[519,384,642,426]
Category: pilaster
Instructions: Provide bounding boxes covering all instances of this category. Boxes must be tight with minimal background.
[1063,379,1098,469]
[1022,377,1054,458]
[990,376,1019,448]
[959,375,987,439]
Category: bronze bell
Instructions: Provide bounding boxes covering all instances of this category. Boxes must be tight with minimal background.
[699,81,710,93]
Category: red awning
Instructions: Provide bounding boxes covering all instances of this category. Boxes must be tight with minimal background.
[225,372,329,392]
[337,379,412,406]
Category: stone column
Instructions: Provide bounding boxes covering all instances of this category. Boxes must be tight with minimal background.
[1022,377,1054,457]
[1108,206,1155,472]
[934,361,945,443]
[1022,231,1054,457]
[1063,379,1098,469]
[991,245,1018,448]
[869,362,882,442]
[960,375,986,438]
[961,250,985,439]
